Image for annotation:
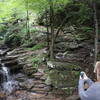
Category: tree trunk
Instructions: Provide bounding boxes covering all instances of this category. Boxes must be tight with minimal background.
[45,9,50,57]
[49,0,54,60]
[93,1,99,66]
[26,0,30,39]
[54,16,68,41]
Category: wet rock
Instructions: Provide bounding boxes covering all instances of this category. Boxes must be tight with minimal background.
[3,60,23,73]
[40,76,46,81]
[47,61,80,71]
[26,92,46,99]
[33,80,44,85]
[14,73,27,82]
[23,64,37,77]
[1,56,18,62]
[0,50,7,56]
[55,50,88,64]
[34,84,46,88]
[4,60,18,67]
[0,44,8,50]
[55,42,83,52]
[7,48,27,55]
[0,71,3,83]
[19,79,35,90]
[31,87,48,94]
[0,56,23,73]
[33,72,44,79]
[3,80,19,94]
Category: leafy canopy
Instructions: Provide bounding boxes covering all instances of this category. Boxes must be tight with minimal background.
[0,0,70,22]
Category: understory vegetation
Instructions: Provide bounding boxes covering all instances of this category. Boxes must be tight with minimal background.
[0,0,100,99]
[0,0,98,48]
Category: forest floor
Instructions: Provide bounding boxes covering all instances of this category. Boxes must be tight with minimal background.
[0,48,69,100]
[0,25,89,100]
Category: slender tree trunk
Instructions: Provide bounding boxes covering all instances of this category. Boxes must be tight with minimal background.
[45,9,50,57]
[26,0,30,39]
[54,16,68,41]
[49,0,54,60]
[93,1,99,66]
[54,7,69,42]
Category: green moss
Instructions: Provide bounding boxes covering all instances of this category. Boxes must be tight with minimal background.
[32,57,42,64]
[31,53,47,69]
[27,42,47,51]
[48,61,81,71]
[30,27,46,33]
[46,70,80,87]
[31,57,42,69]
[45,62,80,89]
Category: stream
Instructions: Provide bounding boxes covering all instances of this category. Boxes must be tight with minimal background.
[0,49,18,96]
[0,48,65,100]
[1,64,18,94]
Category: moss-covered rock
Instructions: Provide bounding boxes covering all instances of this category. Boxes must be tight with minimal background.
[46,61,80,88]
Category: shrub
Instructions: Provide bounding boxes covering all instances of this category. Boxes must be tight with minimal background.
[31,57,42,68]
[4,32,22,48]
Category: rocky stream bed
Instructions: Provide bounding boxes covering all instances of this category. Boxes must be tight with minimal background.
[0,47,80,100]
[1,26,94,100]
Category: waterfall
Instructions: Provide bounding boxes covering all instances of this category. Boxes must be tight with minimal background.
[1,63,13,93]
[1,64,18,94]
[0,50,18,94]
[2,63,10,81]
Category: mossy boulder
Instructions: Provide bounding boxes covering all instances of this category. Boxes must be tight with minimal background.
[55,42,83,52]
[46,61,80,88]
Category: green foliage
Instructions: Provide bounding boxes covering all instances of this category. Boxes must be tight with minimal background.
[31,56,42,68]
[64,2,93,25]
[38,0,93,26]
[21,38,32,47]
[0,24,8,38]
[77,3,93,25]
[0,0,70,25]
[80,26,93,33]
[0,0,25,22]
[4,32,22,47]
[27,42,47,51]
[31,53,47,69]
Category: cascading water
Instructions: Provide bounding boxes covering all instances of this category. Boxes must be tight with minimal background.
[1,63,13,93]
[0,50,18,94]
[2,63,10,81]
